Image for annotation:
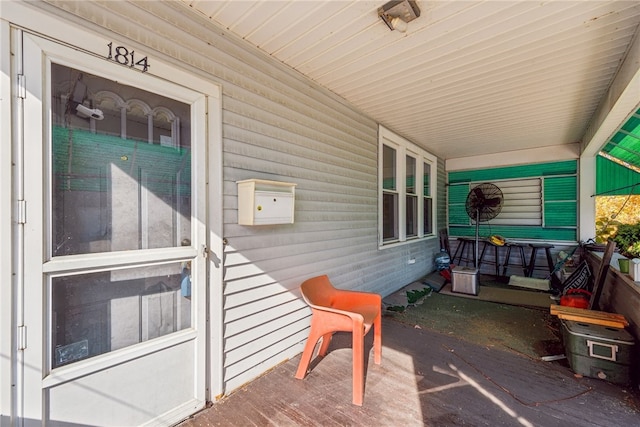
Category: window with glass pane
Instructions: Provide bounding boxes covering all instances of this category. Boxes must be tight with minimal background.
[383,145,398,240]
[51,263,192,368]
[379,126,437,246]
[406,155,417,237]
[50,63,191,256]
[424,162,433,235]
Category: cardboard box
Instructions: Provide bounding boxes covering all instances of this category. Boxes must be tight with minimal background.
[561,320,635,385]
[451,266,478,295]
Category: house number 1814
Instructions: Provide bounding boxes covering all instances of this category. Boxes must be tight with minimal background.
[106,42,150,72]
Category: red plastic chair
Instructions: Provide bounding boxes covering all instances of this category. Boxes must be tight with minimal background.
[294,275,382,406]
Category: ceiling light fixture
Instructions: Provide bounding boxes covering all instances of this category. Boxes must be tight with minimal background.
[378,0,421,33]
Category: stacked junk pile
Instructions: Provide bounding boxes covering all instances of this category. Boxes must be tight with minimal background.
[550,241,636,386]
[431,183,637,387]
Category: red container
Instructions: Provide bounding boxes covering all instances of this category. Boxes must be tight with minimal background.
[560,289,591,309]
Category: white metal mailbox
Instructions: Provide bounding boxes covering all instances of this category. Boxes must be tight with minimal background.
[237,179,296,225]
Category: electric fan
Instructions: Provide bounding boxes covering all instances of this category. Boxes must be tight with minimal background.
[465,183,504,268]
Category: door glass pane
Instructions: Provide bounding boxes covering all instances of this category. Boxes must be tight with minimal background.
[51,262,192,369]
[51,63,191,256]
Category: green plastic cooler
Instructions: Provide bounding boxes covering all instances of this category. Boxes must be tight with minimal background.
[561,320,635,385]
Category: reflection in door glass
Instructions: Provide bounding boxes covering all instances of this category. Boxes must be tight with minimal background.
[51,263,192,368]
[51,63,191,256]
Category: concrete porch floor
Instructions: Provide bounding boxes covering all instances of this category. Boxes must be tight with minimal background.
[179,290,640,427]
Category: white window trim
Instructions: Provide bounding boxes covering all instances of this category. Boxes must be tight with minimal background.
[378,125,437,248]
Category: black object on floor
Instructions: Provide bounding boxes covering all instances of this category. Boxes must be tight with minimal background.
[423,271,447,292]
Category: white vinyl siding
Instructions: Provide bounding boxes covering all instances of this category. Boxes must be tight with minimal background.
[469,178,542,226]
[25,1,445,398]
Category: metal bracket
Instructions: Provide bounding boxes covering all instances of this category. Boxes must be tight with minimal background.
[17,325,27,350]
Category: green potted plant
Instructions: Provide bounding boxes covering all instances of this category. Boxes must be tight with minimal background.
[611,223,640,273]
[595,214,621,243]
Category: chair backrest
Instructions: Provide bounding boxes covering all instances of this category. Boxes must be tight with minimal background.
[299,275,337,308]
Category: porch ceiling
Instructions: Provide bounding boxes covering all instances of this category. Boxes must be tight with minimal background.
[180,0,640,161]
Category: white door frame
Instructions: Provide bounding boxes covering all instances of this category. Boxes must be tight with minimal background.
[3,4,224,423]
[0,16,15,427]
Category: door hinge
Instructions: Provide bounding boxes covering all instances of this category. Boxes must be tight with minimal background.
[17,74,26,99]
[17,200,26,224]
[17,325,27,350]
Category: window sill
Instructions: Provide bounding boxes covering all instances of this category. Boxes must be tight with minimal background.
[379,234,436,250]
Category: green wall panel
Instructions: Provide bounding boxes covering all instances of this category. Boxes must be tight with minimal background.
[448,160,578,242]
[449,225,577,241]
[448,183,470,202]
[544,176,577,201]
[448,160,577,184]
[448,183,470,225]
[449,210,470,225]
[544,202,577,226]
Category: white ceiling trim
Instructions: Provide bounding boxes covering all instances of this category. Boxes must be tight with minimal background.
[446,143,581,172]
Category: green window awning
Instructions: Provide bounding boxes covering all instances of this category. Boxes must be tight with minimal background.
[601,107,640,171]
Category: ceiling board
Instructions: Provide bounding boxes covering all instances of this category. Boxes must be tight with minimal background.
[181,0,640,160]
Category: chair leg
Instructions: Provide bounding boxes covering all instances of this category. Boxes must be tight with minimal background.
[318,332,333,357]
[295,328,322,380]
[352,327,365,406]
[373,315,382,365]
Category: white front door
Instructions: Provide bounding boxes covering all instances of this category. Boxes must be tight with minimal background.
[17,30,212,426]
